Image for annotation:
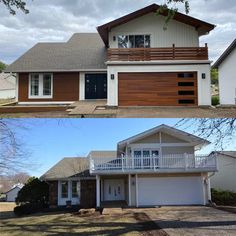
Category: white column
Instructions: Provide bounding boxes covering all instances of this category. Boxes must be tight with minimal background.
[128,174,131,206]
[79,72,85,101]
[207,177,212,201]
[16,73,19,102]
[135,174,139,208]
[96,175,101,207]
[202,176,206,206]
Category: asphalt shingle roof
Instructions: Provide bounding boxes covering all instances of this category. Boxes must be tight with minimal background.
[41,157,91,180]
[5,33,107,73]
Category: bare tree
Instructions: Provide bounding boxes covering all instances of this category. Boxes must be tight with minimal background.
[0,119,33,176]
[176,118,236,149]
[0,0,29,15]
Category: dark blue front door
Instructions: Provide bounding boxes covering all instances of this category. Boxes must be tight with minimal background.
[85,74,107,99]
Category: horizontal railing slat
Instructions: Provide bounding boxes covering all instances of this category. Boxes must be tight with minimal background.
[107,47,208,61]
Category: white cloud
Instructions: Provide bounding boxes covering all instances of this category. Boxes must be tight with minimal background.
[0,0,235,64]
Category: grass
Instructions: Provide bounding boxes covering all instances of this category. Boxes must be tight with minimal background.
[0,202,16,212]
[0,210,152,236]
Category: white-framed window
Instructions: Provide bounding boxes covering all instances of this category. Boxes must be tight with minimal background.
[72,181,80,198]
[118,35,151,48]
[61,181,68,198]
[29,73,53,99]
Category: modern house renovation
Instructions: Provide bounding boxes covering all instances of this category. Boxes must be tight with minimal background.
[41,124,218,208]
[5,4,215,107]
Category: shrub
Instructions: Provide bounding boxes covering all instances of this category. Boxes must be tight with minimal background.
[14,177,49,216]
[14,203,46,216]
[212,96,219,106]
[211,188,236,206]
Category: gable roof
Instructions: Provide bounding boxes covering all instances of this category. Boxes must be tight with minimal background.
[4,185,22,194]
[97,3,215,47]
[0,73,15,90]
[213,39,236,68]
[211,151,236,159]
[118,124,210,149]
[5,33,107,73]
[40,157,91,181]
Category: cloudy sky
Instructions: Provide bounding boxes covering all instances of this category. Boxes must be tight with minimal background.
[0,0,235,64]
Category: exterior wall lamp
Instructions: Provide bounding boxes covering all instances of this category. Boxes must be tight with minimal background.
[111,74,115,80]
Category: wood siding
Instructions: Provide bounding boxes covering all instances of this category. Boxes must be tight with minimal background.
[18,72,79,102]
[118,72,198,106]
[108,46,208,61]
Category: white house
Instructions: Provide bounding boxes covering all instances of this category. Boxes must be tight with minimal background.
[210,151,236,193]
[5,184,23,202]
[42,125,218,208]
[0,73,16,99]
[213,39,236,105]
[5,4,215,107]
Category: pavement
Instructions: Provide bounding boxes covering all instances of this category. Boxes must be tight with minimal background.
[132,206,236,236]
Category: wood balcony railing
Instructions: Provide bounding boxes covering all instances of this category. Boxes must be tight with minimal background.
[107,44,209,61]
[90,154,217,174]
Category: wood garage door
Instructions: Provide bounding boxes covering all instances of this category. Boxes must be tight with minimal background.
[118,72,198,106]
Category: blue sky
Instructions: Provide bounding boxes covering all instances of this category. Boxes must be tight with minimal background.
[7,118,236,177]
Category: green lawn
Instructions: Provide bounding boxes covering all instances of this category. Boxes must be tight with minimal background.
[0,211,145,236]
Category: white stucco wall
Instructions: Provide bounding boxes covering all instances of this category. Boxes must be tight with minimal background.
[218,48,236,105]
[211,155,236,192]
[6,187,21,202]
[109,13,199,48]
[107,63,211,106]
[0,89,15,99]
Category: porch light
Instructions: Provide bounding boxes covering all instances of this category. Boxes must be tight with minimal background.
[111,74,115,80]
[202,73,206,79]
[113,36,116,41]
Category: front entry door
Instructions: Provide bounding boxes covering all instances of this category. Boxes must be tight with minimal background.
[104,179,125,201]
[85,74,107,99]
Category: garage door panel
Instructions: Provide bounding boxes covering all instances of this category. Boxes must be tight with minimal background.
[118,72,198,106]
[138,177,203,206]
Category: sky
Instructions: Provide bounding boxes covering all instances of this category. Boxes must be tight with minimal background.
[5,118,236,177]
[0,0,236,64]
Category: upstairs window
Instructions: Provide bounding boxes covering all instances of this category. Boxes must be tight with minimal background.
[29,73,53,98]
[118,35,151,48]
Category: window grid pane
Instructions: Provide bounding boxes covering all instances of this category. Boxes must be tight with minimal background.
[118,35,151,48]
[43,74,52,96]
[30,75,39,96]
[72,181,79,198]
[61,181,68,198]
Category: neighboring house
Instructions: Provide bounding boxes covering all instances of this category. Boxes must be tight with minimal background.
[41,125,217,208]
[4,184,23,202]
[210,151,236,193]
[5,4,215,107]
[213,39,236,105]
[0,73,16,99]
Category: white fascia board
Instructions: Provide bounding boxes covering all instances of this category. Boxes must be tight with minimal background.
[106,60,212,65]
[12,69,107,73]
[18,101,74,105]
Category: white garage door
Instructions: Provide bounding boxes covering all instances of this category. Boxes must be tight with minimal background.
[138,176,204,206]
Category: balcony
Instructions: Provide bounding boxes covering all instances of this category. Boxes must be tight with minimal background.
[107,44,209,61]
[90,154,217,174]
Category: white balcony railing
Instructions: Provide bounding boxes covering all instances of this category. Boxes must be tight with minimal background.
[90,154,217,173]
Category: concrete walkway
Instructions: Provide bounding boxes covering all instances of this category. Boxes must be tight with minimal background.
[68,100,116,117]
[136,206,236,236]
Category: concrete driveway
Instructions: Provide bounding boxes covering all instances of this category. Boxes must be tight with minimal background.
[135,206,236,236]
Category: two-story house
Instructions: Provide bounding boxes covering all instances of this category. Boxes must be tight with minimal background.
[5,4,215,107]
[41,125,217,208]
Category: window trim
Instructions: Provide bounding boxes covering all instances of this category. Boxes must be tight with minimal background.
[28,73,53,99]
[61,181,68,199]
